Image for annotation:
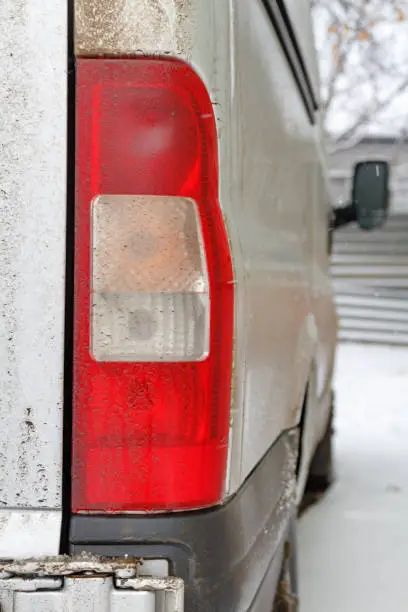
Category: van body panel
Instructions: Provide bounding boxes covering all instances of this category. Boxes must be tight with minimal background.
[233,0,325,481]
[0,0,337,606]
[0,0,67,554]
[73,0,248,495]
[0,510,62,558]
[73,0,334,498]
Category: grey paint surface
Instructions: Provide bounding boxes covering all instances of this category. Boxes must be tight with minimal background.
[0,0,66,553]
[233,0,335,482]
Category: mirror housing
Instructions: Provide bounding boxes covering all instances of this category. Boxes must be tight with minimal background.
[352,160,390,230]
[331,160,390,231]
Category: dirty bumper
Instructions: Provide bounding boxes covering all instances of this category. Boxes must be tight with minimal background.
[69,431,298,612]
[0,555,183,611]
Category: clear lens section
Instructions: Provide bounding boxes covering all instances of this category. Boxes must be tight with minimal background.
[91,195,209,362]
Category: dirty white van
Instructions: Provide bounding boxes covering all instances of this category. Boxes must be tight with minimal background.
[0,0,389,610]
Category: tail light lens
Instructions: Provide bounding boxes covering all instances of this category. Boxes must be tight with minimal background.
[91,195,209,362]
[73,59,234,512]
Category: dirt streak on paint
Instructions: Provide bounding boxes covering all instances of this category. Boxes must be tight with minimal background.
[75,0,197,58]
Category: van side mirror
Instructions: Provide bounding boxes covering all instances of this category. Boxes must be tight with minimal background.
[331,160,390,231]
[352,160,390,230]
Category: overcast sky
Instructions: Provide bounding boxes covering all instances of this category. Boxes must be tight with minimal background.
[313,4,408,138]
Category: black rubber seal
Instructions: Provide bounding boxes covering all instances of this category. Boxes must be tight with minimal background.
[60,0,75,554]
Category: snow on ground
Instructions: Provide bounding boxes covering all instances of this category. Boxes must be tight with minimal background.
[299,342,408,612]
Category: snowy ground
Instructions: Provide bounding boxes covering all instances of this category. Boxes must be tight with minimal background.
[298,343,408,612]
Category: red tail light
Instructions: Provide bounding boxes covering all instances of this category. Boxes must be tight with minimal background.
[72,59,234,512]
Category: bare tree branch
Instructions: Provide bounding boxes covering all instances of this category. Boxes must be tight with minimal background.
[313,0,408,147]
[334,79,408,142]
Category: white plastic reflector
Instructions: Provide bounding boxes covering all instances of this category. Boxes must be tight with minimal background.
[91,195,209,362]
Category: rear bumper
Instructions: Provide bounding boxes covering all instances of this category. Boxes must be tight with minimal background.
[0,557,183,612]
[70,431,298,612]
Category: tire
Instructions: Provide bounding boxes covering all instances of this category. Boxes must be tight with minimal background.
[272,518,299,612]
[306,391,335,493]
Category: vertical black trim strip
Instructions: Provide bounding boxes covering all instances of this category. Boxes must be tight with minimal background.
[261,0,318,124]
[60,0,75,554]
[275,0,319,109]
